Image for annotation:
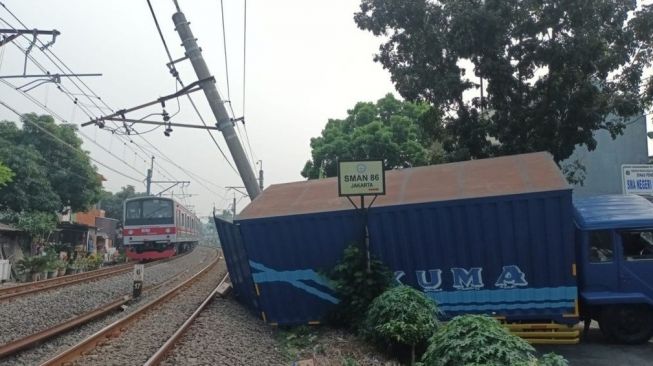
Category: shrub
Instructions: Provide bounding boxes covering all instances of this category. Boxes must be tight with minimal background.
[15,255,48,275]
[364,285,439,364]
[537,353,569,366]
[421,315,536,366]
[326,243,393,329]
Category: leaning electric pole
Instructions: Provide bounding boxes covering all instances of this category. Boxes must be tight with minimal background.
[171,4,261,200]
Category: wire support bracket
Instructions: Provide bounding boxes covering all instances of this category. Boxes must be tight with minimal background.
[81,76,214,128]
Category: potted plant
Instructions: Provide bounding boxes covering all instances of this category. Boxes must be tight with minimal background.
[15,256,48,282]
[46,258,58,279]
[56,259,67,277]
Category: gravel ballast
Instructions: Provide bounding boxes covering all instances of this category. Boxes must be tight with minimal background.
[0,246,218,365]
[70,255,228,366]
[161,296,287,366]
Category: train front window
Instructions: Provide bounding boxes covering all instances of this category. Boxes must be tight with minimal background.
[143,200,173,219]
[125,201,142,220]
[124,199,174,225]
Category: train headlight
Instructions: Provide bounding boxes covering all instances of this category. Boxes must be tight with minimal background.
[128,230,134,235]
[165,228,171,233]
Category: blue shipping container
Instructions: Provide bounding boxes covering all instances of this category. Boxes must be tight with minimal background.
[215,152,579,325]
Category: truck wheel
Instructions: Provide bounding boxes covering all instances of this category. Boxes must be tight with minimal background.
[603,305,653,344]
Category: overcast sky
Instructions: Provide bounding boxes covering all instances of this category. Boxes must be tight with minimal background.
[1,1,651,219]
[0,0,396,217]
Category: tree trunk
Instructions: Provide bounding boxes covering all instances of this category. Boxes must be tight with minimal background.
[411,344,415,365]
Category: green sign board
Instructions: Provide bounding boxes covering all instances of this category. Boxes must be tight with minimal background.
[338,160,386,196]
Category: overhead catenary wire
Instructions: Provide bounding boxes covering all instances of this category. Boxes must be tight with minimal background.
[2,1,232,202]
[0,8,181,187]
[0,78,148,180]
[240,0,257,166]
[145,0,240,175]
[0,99,142,183]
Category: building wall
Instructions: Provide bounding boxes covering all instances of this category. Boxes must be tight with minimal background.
[74,208,106,227]
[565,114,648,197]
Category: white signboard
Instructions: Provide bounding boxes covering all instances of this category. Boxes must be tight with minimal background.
[622,164,653,195]
[338,160,385,196]
[133,264,145,282]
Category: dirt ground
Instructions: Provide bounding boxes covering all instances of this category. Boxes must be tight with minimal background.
[536,325,653,366]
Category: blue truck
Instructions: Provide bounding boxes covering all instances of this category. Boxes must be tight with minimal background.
[215,152,653,344]
[573,194,653,344]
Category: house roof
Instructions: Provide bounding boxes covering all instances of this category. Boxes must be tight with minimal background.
[239,152,570,220]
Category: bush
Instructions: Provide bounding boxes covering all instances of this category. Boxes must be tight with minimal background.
[364,285,439,364]
[421,315,536,366]
[327,243,393,329]
[15,255,47,275]
[537,353,569,366]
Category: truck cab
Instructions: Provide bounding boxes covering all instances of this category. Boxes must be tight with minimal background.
[574,194,653,344]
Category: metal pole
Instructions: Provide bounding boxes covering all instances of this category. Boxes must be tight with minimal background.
[232,193,237,220]
[146,156,154,195]
[172,10,261,199]
[258,160,264,191]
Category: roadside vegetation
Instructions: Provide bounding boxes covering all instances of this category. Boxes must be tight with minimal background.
[279,243,569,365]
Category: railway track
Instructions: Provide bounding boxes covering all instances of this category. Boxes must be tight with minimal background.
[144,273,231,366]
[0,251,190,302]
[38,250,224,366]
[0,247,218,364]
[0,263,133,301]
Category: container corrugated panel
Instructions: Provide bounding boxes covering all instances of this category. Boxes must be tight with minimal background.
[238,210,365,325]
[369,190,577,322]
[230,152,577,325]
[213,217,258,312]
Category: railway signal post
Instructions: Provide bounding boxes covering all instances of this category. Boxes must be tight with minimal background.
[133,264,144,298]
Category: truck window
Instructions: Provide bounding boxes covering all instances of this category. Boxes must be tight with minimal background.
[589,230,613,263]
[620,231,653,261]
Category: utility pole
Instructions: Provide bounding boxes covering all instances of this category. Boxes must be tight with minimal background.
[172,6,261,200]
[232,192,237,220]
[146,156,154,195]
[226,186,246,220]
[257,160,264,191]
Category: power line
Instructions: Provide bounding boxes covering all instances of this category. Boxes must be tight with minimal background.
[0,9,179,187]
[0,99,142,183]
[241,0,257,165]
[145,0,240,175]
[1,1,233,201]
[0,78,148,180]
[219,0,232,107]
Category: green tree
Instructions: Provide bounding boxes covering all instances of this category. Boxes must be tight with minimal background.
[99,185,146,221]
[14,211,58,245]
[355,0,653,163]
[0,162,13,187]
[301,94,441,179]
[0,114,102,213]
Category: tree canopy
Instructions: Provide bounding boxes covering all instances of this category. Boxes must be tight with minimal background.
[355,0,653,163]
[0,113,102,213]
[301,94,441,179]
[0,162,13,187]
[99,185,146,221]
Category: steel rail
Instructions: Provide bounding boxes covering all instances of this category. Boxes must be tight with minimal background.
[0,296,131,358]
[143,273,230,366]
[0,250,214,360]
[39,249,220,366]
[0,263,133,301]
[0,250,193,302]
